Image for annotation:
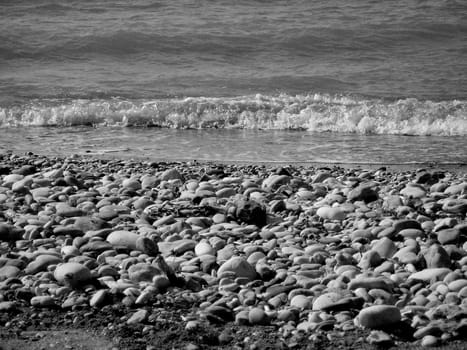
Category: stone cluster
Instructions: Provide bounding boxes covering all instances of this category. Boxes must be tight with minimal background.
[0,153,466,347]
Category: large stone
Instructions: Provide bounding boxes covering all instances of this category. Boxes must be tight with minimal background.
[0,223,13,241]
[348,277,393,292]
[262,174,290,191]
[437,228,461,245]
[312,292,343,311]
[0,265,20,281]
[217,257,257,281]
[135,236,159,256]
[128,263,161,283]
[400,184,426,199]
[348,185,379,203]
[409,268,452,282]
[248,308,269,325]
[372,237,397,259]
[160,168,183,181]
[25,254,62,274]
[55,203,84,217]
[106,230,140,250]
[424,244,451,268]
[54,262,92,286]
[357,305,401,329]
[316,206,346,221]
[157,239,196,256]
[235,200,267,227]
[393,219,421,233]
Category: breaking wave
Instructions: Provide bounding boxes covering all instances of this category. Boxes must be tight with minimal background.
[1,94,466,136]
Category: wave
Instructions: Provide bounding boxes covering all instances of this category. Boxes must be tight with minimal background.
[1,94,466,136]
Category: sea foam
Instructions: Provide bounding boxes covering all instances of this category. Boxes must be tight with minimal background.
[1,94,466,136]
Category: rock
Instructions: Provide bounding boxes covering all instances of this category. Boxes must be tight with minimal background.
[357,305,401,329]
[421,335,439,347]
[316,206,346,221]
[217,257,257,281]
[248,307,269,325]
[424,244,451,268]
[0,223,13,241]
[437,228,461,245]
[122,178,141,191]
[393,219,421,233]
[30,296,56,308]
[128,263,161,283]
[366,330,394,347]
[312,292,343,311]
[30,187,52,201]
[90,290,109,307]
[400,184,426,198]
[79,240,113,253]
[55,203,84,217]
[195,241,215,256]
[262,174,290,191]
[235,200,267,227]
[0,265,20,281]
[348,277,393,292]
[409,268,452,282]
[158,239,196,256]
[160,168,183,181]
[348,185,378,203]
[205,305,234,324]
[290,294,312,310]
[127,309,149,325]
[372,237,397,259]
[106,230,140,250]
[0,301,16,312]
[135,236,159,256]
[54,262,92,286]
[25,254,62,274]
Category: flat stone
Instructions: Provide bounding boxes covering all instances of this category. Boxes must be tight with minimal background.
[409,268,452,282]
[357,305,401,329]
[158,239,196,256]
[56,203,84,217]
[393,219,421,233]
[348,277,393,292]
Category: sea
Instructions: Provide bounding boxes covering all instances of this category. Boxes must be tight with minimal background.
[1,0,466,165]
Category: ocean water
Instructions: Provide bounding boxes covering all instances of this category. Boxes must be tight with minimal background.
[1,0,466,164]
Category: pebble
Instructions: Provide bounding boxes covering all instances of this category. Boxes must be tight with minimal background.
[0,154,466,349]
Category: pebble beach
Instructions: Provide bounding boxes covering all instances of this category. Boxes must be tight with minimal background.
[1,152,467,349]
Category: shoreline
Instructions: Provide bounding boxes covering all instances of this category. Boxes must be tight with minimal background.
[1,152,467,349]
